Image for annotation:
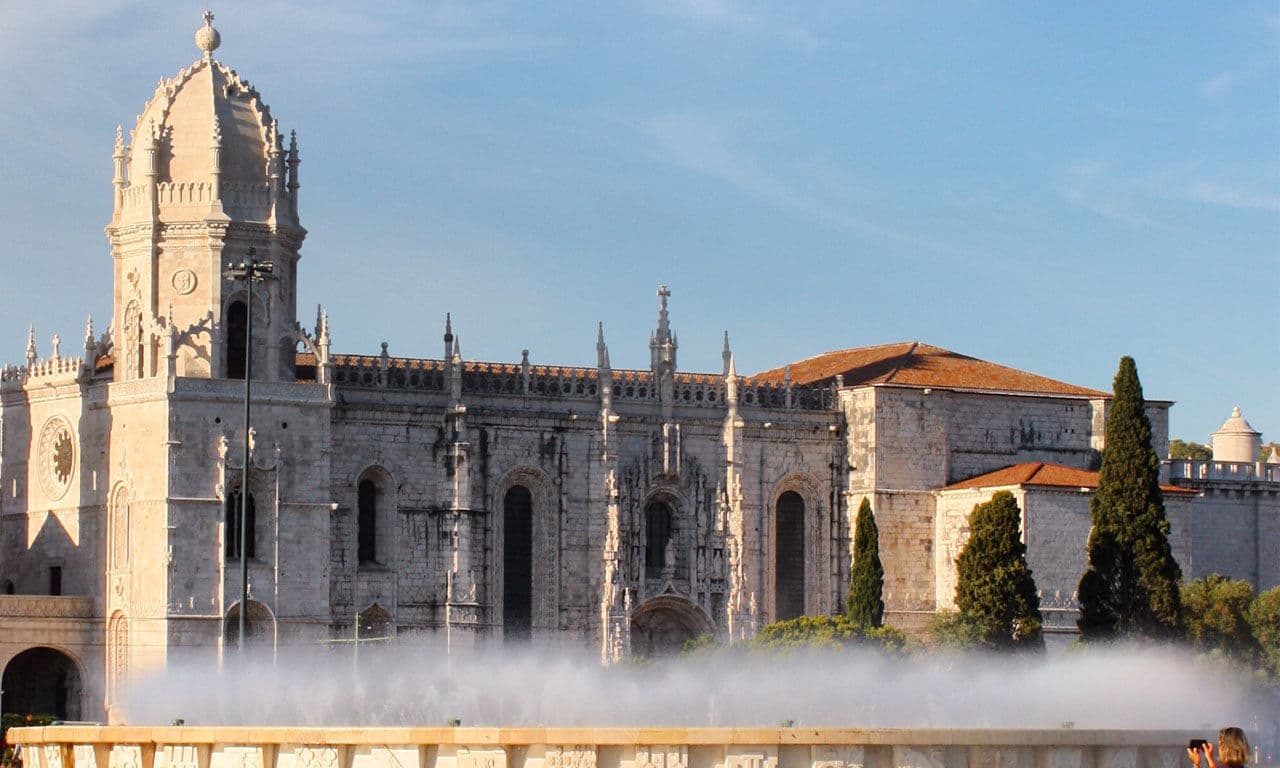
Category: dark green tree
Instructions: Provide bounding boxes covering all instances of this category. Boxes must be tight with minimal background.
[1168,439,1212,461]
[953,491,1043,649]
[1077,356,1184,641]
[1182,575,1259,665]
[846,497,884,629]
[1247,586,1280,679]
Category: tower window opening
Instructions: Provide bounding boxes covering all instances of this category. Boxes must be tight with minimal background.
[226,300,247,380]
[645,501,674,580]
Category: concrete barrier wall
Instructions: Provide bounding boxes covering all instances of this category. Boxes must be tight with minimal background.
[10,726,1196,768]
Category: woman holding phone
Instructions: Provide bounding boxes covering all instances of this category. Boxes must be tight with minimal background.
[1188,727,1250,767]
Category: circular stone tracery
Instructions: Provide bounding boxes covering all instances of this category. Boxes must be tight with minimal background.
[38,415,76,500]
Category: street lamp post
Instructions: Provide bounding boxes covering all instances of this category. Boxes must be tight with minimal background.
[224,247,273,653]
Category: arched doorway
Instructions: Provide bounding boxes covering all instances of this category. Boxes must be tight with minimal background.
[224,600,275,654]
[1,647,82,719]
[629,595,713,658]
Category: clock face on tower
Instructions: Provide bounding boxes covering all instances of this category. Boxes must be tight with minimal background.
[38,415,76,501]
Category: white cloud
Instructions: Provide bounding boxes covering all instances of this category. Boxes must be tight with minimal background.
[644,112,792,202]
[1182,181,1280,212]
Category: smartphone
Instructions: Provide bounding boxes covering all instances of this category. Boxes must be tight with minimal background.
[1189,739,1208,751]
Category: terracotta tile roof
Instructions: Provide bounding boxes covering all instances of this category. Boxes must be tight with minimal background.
[753,341,1107,398]
[942,462,1198,495]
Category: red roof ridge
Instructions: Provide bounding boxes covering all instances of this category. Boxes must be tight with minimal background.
[941,461,1197,495]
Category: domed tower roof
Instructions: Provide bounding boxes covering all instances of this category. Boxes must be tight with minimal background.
[1214,406,1260,438]
[1211,406,1262,463]
[126,12,279,190]
[113,12,302,227]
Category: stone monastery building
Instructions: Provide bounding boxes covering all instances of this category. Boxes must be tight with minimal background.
[1,15,1277,722]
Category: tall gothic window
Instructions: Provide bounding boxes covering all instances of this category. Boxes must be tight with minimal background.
[357,478,378,564]
[645,501,674,580]
[226,300,248,380]
[774,491,805,621]
[225,490,256,560]
[503,485,533,641]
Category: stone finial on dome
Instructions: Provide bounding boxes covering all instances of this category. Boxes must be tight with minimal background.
[195,10,221,58]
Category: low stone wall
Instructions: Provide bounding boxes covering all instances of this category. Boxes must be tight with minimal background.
[9,726,1196,768]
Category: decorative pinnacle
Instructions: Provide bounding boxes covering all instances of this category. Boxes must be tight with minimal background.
[195,10,221,57]
[114,125,124,152]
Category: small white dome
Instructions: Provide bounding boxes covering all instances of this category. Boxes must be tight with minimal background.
[1211,406,1262,463]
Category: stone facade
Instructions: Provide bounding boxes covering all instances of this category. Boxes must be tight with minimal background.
[1,15,1277,722]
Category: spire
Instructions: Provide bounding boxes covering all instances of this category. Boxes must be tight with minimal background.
[84,315,95,355]
[649,284,677,374]
[596,322,611,370]
[726,353,738,406]
[449,335,463,404]
[25,325,36,368]
[722,331,731,376]
[287,129,300,215]
[656,284,671,338]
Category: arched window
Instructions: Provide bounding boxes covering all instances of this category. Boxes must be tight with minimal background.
[133,313,145,379]
[503,485,533,641]
[110,487,129,570]
[645,501,674,580]
[107,612,129,706]
[357,478,378,564]
[226,300,248,380]
[775,491,805,620]
[225,489,256,560]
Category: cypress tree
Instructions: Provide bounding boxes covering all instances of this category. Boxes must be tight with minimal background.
[1077,356,1183,641]
[954,491,1043,649]
[846,497,884,629]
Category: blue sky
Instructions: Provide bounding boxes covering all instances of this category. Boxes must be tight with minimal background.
[1,2,1276,446]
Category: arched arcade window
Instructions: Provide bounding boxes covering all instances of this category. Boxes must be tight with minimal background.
[645,501,674,580]
[358,478,378,564]
[503,485,533,641]
[774,491,806,621]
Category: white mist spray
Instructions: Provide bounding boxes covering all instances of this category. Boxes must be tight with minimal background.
[121,641,1270,732]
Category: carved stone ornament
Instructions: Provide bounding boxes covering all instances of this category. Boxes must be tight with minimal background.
[38,414,76,500]
[172,268,198,295]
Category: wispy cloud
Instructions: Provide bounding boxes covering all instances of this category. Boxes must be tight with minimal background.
[1182,181,1280,212]
[646,0,756,27]
[1062,159,1280,225]
[1060,160,1154,229]
[644,112,794,203]
[643,111,967,258]
[1200,70,1241,98]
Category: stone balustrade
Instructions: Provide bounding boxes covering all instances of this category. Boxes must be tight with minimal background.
[327,355,832,411]
[10,726,1194,768]
[1166,459,1280,483]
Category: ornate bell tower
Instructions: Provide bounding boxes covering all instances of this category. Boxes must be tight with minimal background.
[106,12,306,382]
